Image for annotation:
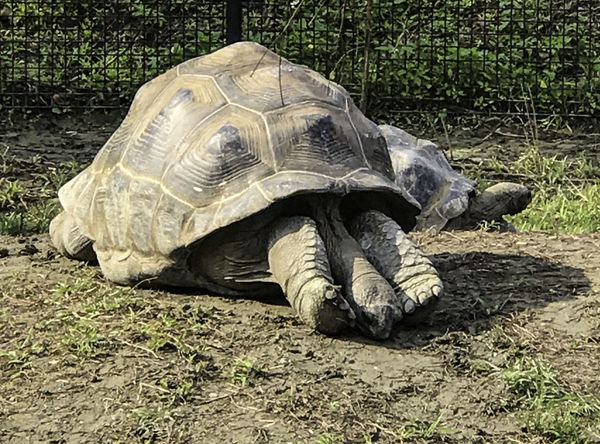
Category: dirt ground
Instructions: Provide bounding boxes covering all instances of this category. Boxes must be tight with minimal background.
[1,113,600,443]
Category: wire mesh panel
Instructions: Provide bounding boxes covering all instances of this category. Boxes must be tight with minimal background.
[0,1,226,110]
[1,0,600,118]
[242,0,600,118]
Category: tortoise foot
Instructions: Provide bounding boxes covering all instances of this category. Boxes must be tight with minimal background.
[348,210,443,322]
[49,211,96,262]
[268,216,355,335]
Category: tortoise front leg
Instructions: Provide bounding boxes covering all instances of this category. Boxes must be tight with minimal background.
[268,216,355,334]
[309,201,397,339]
[348,210,443,319]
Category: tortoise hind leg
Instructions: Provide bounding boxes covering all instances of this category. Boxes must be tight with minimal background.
[49,211,96,262]
[348,210,442,320]
[268,216,355,335]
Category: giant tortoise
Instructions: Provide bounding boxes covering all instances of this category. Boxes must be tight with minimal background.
[381,125,532,231]
[50,42,442,339]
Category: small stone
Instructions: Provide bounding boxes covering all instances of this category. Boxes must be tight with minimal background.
[0,248,8,258]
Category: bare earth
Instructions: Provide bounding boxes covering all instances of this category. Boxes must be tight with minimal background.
[1,113,599,443]
[1,231,599,443]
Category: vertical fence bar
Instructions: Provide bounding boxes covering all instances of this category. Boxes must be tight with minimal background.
[226,0,242,44]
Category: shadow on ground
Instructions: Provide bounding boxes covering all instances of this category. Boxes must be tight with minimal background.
[341,251,591,349]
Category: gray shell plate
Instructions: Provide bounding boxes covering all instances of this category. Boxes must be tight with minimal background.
[380,125,476,231]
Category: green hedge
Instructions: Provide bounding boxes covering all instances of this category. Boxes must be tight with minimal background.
[1,0,599,117]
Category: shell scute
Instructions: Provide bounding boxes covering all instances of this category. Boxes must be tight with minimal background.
[121,77,227,178]
[267,104,366,176]
[104,169,131,249]
[215,62,346,113]
[152,195,194,256]
[161,105,274,207]
[177,41,280,78]
[128,180,161,255]
[346,102,395,181]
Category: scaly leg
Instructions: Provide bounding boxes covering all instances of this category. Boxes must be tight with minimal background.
[348,210,442,318]
[268,216,355,335]
[309,199,397,339]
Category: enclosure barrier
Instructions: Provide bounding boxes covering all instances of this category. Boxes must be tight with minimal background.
[1,0,599,119]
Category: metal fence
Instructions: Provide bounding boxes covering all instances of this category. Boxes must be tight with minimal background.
[1,0,600,118]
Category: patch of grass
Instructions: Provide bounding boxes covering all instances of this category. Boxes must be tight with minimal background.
[396,413,458,440]
[0,176,58,235]
[130,304,212,367]
[83,287,144,317]
[0,338,45,379]
[502,356,600,443]
[133,404,174,442]
[61,316,110,357]
[507,146,600,232]
[509,183,600,233]
[230,358,266,388]
[140,314,178,351]
[50,277,98,300]
[316,434,344,444]
[0,178,26,209]
[35,159,82,197]
[0,149,18,175]
[478,145,600,233]
[138,377,196,409]
[0,200,61,235]
[0,157,80,235]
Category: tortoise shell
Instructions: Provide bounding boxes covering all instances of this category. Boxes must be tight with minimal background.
[58,42,419,266]
[380,125,476,231]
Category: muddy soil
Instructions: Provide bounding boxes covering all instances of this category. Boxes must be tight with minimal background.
[1,231,599,443]
[1,112,599,443]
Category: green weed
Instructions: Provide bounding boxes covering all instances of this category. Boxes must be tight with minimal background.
[61,316,109,357]
[396,413,458,440]
[0,149,17,175]
[502,357,600,443]
[152,377,195,406]
[0,155,79,235]
[133,405,173,442]
[230,358,265,387]
[316,434,344,444]
[50,277,97,300]
[140,314,177,351]
[0,178,26,209]
[0,200,60,235]
[509,182,600,233]
[0,338,45,379]
[35,160,82,197]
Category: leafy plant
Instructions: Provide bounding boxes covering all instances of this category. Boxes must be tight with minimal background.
[2,0,599,117]
[396,412,458,440]
[230,358,265,387]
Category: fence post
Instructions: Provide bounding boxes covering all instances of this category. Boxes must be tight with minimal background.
[226,0,243,44]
